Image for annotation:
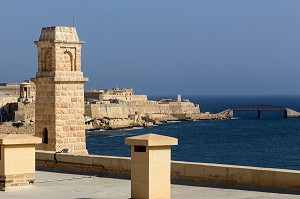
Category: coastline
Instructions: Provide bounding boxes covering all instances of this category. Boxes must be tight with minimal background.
[85,112,231,131]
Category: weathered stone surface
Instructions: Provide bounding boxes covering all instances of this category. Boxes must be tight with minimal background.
[0,122,34,134]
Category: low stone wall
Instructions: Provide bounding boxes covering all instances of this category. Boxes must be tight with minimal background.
[35,151,300,191]
[171,161,300,191]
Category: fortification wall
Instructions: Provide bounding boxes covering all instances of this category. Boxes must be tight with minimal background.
[2,102,35,122]
[86,104,134,119]
[0,123,34,134]
[85,102,199,119]
[0,96,19,106]
[100,94,148,102]
[130,95,148,101]
[14,102,35,122]
[0,81,36,106]
[35,150,300,191]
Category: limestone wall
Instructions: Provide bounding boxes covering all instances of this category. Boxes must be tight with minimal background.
[0,84,19,105]
[130,95,148,101]
[171,161,300,190]
[85,88,148,102]
[99,94,147,102]
[0,96,19,106]
[85,101,200,119]
[36,150,300,191]
[0,81,36,106]
[34,82,87,154]
[0,123,34,134]
[14,102,35,122]
[36,150,130,176]
[3,102,35,122]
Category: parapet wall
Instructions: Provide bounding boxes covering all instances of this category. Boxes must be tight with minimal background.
[36,151,300,191]
[171,161,300,190]
[36,150,130,176]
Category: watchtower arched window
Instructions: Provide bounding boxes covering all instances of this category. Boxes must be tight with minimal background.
[42,127,48,144]
[43,51,52,71]
[63,51,75,71]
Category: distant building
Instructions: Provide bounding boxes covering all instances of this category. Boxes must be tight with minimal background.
[85,88,148,103]
[0,81,36,106]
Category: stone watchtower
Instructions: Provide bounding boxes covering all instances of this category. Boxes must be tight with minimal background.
[31,26,88,154]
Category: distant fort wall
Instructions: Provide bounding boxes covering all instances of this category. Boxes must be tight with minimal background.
[0,83,20,106]
[0,81,36,106]
[0,96,19,106]
[85,88,148,102]
[3,102,35,122]
[36,150,300,192]
[0,123,34,134]
[84,88,201,119]
[85,101,200,119]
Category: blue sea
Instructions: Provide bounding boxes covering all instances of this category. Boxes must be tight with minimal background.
[86,96,300,170]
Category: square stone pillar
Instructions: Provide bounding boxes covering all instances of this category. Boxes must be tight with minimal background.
[0,134,41,190]
[125,133,178,199]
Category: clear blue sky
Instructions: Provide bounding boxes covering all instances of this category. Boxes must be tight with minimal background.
[0,0,300,95]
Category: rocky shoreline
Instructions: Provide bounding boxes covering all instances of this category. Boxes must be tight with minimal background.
[85,112,231,131]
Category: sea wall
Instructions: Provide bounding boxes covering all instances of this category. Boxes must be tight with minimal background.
[36,150,300,191]
[85,101,200,119]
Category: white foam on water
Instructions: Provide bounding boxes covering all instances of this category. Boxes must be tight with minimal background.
[167,121,182,123]
[132,127,144,130]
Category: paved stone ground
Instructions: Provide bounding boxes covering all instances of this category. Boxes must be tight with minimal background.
[1,170,299,199]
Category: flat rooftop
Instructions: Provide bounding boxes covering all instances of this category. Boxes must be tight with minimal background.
[1,170,299,199]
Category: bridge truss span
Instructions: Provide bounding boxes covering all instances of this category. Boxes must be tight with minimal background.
[232,104,287,111]
[217,104,300,119]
